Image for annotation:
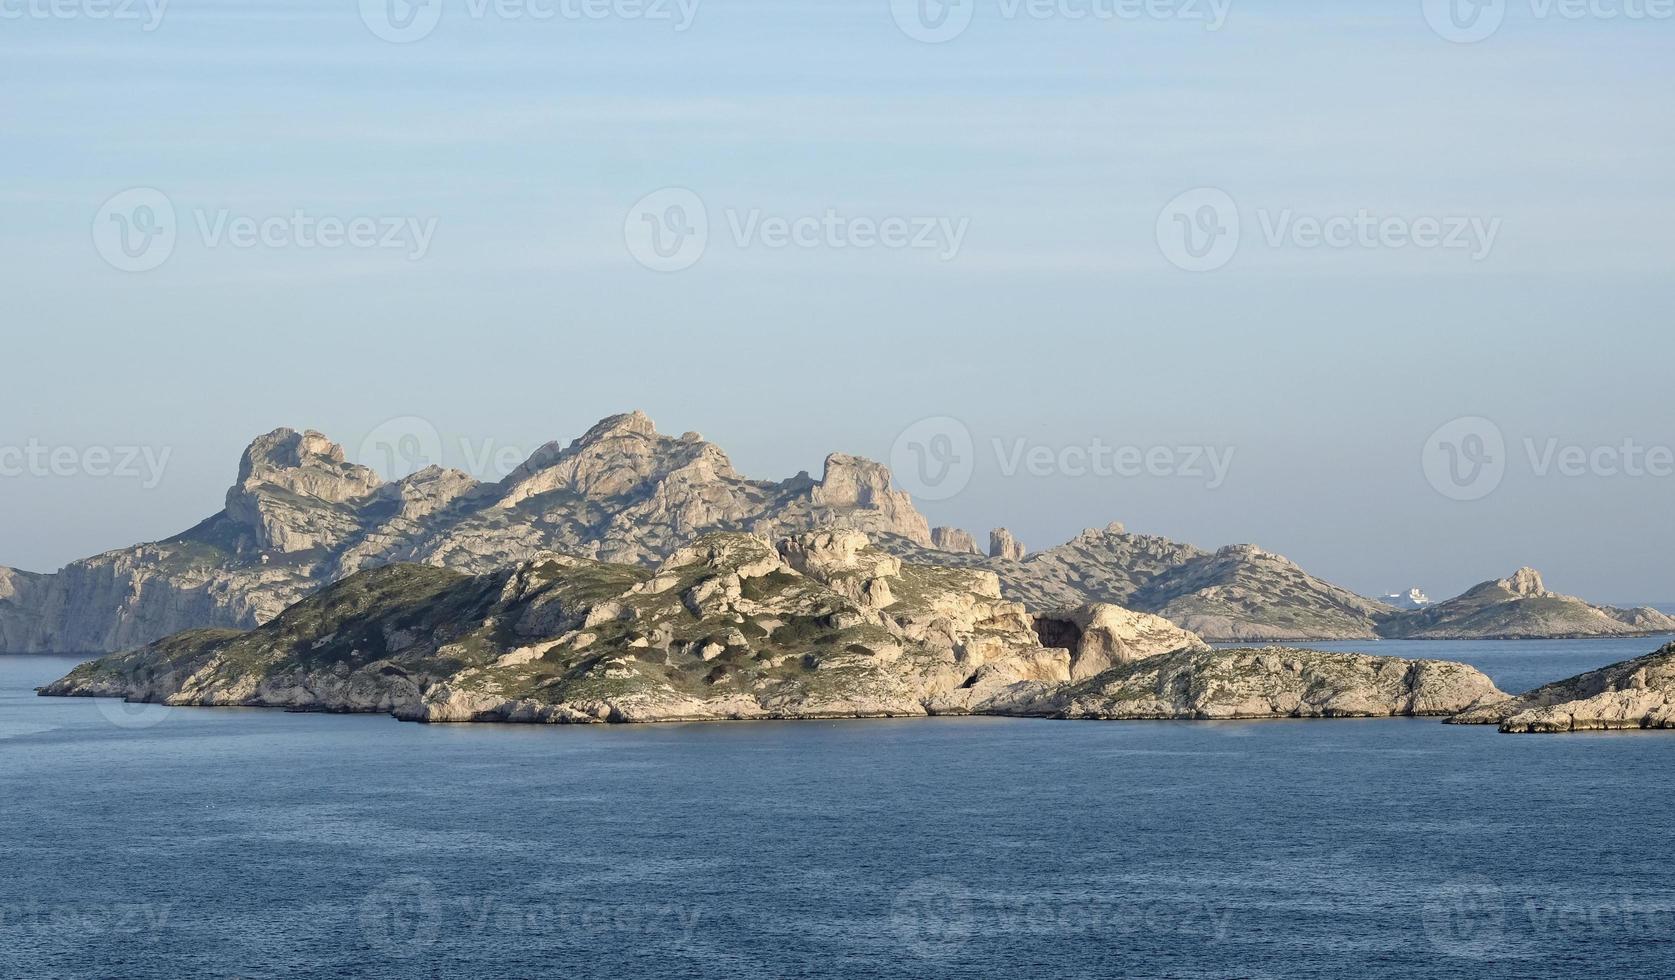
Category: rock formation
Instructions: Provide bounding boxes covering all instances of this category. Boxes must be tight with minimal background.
[930,526,981,555]
[5,414,1663,653]
[40,530,1506,727]
[1448,641,1675,733]
[1378,567,1675,640]
[989,528,1027,561]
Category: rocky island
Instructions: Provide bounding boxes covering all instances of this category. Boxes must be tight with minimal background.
[1378,567,1675,640]
[5,412,1667,653]
[1449,641,1675,733]
[39,530,1507,725]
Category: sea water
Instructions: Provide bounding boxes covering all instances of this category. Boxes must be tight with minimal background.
[3,637,1672,979]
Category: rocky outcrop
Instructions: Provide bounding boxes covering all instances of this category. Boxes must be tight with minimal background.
[1032,604,1209,681]
[1379,567,1675,640]
[931,527,981,555]
[223,429,384,554]
[1448,641,1675,733]
[42,530,1506,728]
[1046,648,1506,720]
[989,528,1026,561]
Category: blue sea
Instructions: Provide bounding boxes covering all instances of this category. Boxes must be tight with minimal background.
[4,637,1673,980]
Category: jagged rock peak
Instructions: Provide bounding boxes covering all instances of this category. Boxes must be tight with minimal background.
[237,428,369,483]
[990,528,1026,561]
[229,428,382,503]
[497,411,740,508]
[574,409,658,445]
[1499,567,1549,597]
[224,428,384,554]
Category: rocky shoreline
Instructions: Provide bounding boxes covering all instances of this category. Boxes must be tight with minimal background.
[1449,641,1675,733]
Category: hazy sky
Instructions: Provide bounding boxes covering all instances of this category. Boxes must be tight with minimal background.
[2,0,1671,603]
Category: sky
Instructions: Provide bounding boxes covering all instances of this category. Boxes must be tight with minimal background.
[1,0,1672,604]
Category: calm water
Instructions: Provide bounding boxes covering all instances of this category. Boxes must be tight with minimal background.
[4,638,1673,979]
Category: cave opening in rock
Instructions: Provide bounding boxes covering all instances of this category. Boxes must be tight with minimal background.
[1032,616,1082,652]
